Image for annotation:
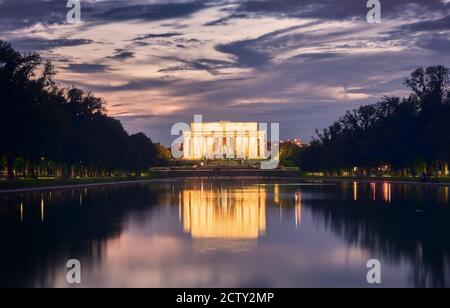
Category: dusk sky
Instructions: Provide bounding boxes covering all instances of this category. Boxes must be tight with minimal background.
[1,0,449,145]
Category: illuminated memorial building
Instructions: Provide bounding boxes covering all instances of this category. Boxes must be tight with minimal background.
[183,122,267,160]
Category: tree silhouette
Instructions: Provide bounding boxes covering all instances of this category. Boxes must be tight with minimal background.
[300,66,450,178]
[0,41,160,179]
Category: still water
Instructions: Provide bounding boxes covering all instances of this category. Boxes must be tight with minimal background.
[0,179,449,288]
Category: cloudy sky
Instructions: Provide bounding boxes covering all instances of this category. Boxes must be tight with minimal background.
[1,0,449,144]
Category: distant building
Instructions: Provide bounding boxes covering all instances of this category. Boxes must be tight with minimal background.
[183,122,267,160]
[281,138,304,147]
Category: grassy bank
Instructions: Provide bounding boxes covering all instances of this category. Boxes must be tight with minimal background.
[296,174,450,184]
[1,173,449,192]
[0,175,156,190]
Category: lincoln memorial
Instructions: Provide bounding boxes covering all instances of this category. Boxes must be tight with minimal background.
[183,122,267,160]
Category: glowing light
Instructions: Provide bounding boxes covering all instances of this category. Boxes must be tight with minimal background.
[295,191,302,228]
[383,183,392,203]
[353,182,358,201]
[40,196,45,223]
[370,183,376,201]
[283,138,304,147]
[274,184,280,205]
[178,191,182,224]
[20,202,24,223]
[182,186,266,240]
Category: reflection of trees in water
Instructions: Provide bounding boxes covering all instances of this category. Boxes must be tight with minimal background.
[2,181,448,288]
[303,184,450,288]
[0,184,160,287]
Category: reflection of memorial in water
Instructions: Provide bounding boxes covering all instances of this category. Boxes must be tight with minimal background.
[295,191,302,229]
[181,183,267,252]
[443,187,449,204]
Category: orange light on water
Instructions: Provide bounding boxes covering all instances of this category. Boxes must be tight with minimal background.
[383,183,392,203]
[178,191,182,224]
[20,202,23,223]
[370,183,376,201]
[182,186,267,240]
[295,191,302,228]
[274,184,280,204]
[40,196,45,223]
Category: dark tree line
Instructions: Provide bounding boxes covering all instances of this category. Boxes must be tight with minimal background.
[280,141,302,168]
[0,41,162,180]
[300,65,450,177]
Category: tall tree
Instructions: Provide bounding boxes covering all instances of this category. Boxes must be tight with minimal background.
[299,65,450,177]
[0,41,162,179]
[0,41,55,179]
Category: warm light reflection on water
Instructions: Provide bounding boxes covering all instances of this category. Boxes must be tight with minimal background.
[295,191,302,229]
[383,183,392,203]
[274,184,280,205]
[20,202,23,223]
[371,183,376,201]
[40,196,45,223]
[181,183,266,251]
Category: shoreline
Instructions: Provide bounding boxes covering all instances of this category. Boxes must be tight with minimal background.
[0,178,186,194]
[0,175,449,194]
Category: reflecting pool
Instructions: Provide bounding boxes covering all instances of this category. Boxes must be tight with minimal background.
[0,180,449,288]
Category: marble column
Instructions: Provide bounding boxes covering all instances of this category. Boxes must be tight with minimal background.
[184,135,191,159]
[242,135,249,159]
[194,136,202,159]
[249,135,258,159]
[259,134,266,159]
[214,134,223,159]
[202,135,207,158]
[226,135,234,159]
[206,137,214,159]
[236,135,243,159]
